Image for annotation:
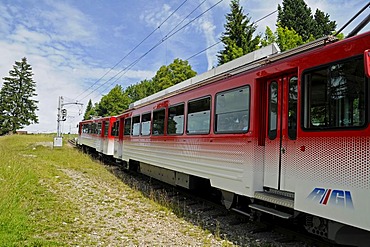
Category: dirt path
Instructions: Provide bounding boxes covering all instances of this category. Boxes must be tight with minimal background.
[46,167,232,246]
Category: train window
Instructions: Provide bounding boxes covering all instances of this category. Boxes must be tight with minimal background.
[268,81,278,140]
[124,118,131,136]
[168,104,184,135]
[288,77,298,140]
[104,121,109,136]
[303,57,366,129]
[132,116,140,136]
[215,86,250,133]
[97,123,102,135]
[112,120,119,137]
[187,97,211,134]
[141,113,151,136]
[83,124,89,133]
[153,109,165,135]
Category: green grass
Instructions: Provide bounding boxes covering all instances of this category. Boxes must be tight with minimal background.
[0,135,76,246]
[0,134,237,246]
[0,134,107,246]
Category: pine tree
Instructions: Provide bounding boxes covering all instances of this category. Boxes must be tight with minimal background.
[277,0,314,42]
[313,9,337,38]
[217,0,260,65]
[0,57,38,134]
[277,0,336,42]
[83,99,94,120]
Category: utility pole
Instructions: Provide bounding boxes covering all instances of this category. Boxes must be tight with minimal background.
[54,96,83,147]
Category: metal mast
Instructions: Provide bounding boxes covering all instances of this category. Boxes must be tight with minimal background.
[54,96,83,147]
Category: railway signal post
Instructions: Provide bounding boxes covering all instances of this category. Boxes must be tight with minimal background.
[54,96,83,147]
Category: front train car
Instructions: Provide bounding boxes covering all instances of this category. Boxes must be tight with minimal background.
[83,29,370,245]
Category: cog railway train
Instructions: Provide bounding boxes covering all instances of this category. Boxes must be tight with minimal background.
[78,28,370,246]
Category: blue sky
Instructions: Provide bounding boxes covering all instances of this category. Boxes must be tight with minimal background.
[0,0,368,133]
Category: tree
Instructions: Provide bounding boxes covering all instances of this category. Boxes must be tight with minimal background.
[152,58,196,91]
[96,85,130,117]
[83,99,95,120]
[277,0,336,42]
[94,58,196,116]
[126,79,156,103]
[276,24,304,51]
[217,0,260,65]
[260,26,277,47]
[0,57,38,134]
[313,9,337,38]
[277,0,314,42]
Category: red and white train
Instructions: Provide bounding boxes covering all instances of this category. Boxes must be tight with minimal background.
[78,29,370,245]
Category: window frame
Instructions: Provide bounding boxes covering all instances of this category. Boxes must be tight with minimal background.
[301,55,368,131]
[268,81,278,140]
[131,115,140,136]
[123,117,131,136]
[141,112,151,136]
[152,108,166,136]
[104,120,109,137]
[167,103,185,135]
[186,96,211,135]
[214,85,250,134]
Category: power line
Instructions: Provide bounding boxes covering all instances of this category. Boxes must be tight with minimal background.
[75,0,188,102]
[186,9,278,62]
[80,1,275,103]
[88,0,224,101]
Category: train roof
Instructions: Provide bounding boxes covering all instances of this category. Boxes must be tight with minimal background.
[129,35,339,110]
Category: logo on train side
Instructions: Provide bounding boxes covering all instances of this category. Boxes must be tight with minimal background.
[307,188,354,209]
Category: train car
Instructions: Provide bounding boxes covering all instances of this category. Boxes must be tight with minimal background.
[78,118,96,150]
[110,30,370,246]
[78,116,116,157]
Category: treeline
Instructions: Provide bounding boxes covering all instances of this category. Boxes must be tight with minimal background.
[83,58,196,119]
[84,0,339,120]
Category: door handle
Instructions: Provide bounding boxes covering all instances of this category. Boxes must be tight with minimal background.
[281,147,285,154]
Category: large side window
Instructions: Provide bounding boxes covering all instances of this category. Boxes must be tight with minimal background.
[303,57,366,129]
[168,104,184,135]
[132,116,140,136]
[124,118,131,136]
[215,86,250,133]
[141,113,151,136]
[187,97,211,134]
[153,109,165,135]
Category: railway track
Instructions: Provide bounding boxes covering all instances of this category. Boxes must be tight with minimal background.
[70,140,342,247]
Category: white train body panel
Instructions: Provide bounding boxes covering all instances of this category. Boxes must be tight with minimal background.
[101,137,115,156]
[293,136,370,232]
[113,138,122,159]
[121,137,264,197]
[78,133,97,150]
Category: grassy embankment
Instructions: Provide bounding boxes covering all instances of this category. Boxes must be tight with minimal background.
[0,134,88,246]
[0,134,232,247]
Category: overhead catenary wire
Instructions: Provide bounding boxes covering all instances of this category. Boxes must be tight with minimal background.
[79,1,276,103]
[75,0,189,102]
[86,0,224,102]
[186,9,278,61]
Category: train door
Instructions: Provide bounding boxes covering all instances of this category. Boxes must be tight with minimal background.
[263,74,298,192]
